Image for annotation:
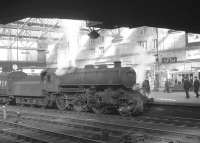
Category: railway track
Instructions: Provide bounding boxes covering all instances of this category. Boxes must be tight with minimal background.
[0,133,23,143]
[15,114,200,143]
[6,105,200,129]
[0,119,107,143]
[146,104,200,119]
[1,106,200,143]
[134,115,200,128]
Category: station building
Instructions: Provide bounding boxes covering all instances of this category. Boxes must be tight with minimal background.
[1,19,200,91]
[74,26,200,90]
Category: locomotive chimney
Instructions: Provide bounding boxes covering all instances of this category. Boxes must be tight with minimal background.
[114,61,121,68]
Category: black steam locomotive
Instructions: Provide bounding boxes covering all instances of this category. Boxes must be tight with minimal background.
[0,61,149,115]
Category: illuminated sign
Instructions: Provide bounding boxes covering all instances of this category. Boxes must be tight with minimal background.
[188,33,200,43]
[162,57,177,63]
[186,49,200,59]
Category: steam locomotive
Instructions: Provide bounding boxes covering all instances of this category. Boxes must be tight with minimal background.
[0,61,149,115]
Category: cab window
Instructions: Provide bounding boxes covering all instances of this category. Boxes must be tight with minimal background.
[47,74,51,82]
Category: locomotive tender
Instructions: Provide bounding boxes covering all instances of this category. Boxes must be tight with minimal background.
[0,61,148,115]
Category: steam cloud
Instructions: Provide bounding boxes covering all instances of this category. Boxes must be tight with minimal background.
[47,23,155,83]
[132,46,155,84]
[55,19,87,75]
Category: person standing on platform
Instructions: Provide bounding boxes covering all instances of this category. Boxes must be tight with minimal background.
[142,77,151,97]
[190,77,194,91]
[164,79,170,93]
[183,77,192,98]
[193,76,200,98]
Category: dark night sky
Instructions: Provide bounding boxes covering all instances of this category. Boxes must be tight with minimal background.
[0,0,199,33]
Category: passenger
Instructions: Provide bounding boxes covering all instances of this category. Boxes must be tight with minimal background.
[175,79,177,84]
[193,76,200,98]
[190,78,193,91]
[40,70,47,81]
[142,77,151,97]
[183,77,192,98]
[164,79,170,93]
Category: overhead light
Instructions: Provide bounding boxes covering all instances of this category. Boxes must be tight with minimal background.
[88,30,100,39]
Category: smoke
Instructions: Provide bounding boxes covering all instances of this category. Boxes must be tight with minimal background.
[99,36,114,57]
[60,19,82,67]
[55,66,78,76]
[110,27,155,85]
[132,46,155,84]
[51,24,155,80]
[55,19,88,75]
[46,44,57,65]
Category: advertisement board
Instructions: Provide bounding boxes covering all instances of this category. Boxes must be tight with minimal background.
[186,49,200,59]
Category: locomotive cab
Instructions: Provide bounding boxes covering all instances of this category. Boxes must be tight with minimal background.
[40,68,59,93]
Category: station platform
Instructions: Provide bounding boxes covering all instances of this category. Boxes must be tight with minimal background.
[149,91,200,107]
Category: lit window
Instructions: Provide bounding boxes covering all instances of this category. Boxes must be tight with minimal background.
[47,75,51,82]
[99,47,104,54]
[100,36,104,43]
[2,80,4,87]
[137,41,147,50]
[153,39,158,49]
[140,28,146,35]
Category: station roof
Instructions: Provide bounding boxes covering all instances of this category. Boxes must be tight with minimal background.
[0,1,199,33]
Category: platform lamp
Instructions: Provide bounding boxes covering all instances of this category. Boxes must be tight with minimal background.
[155,27,160,91]
[154,53,160,91]
[88,30,100,39]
